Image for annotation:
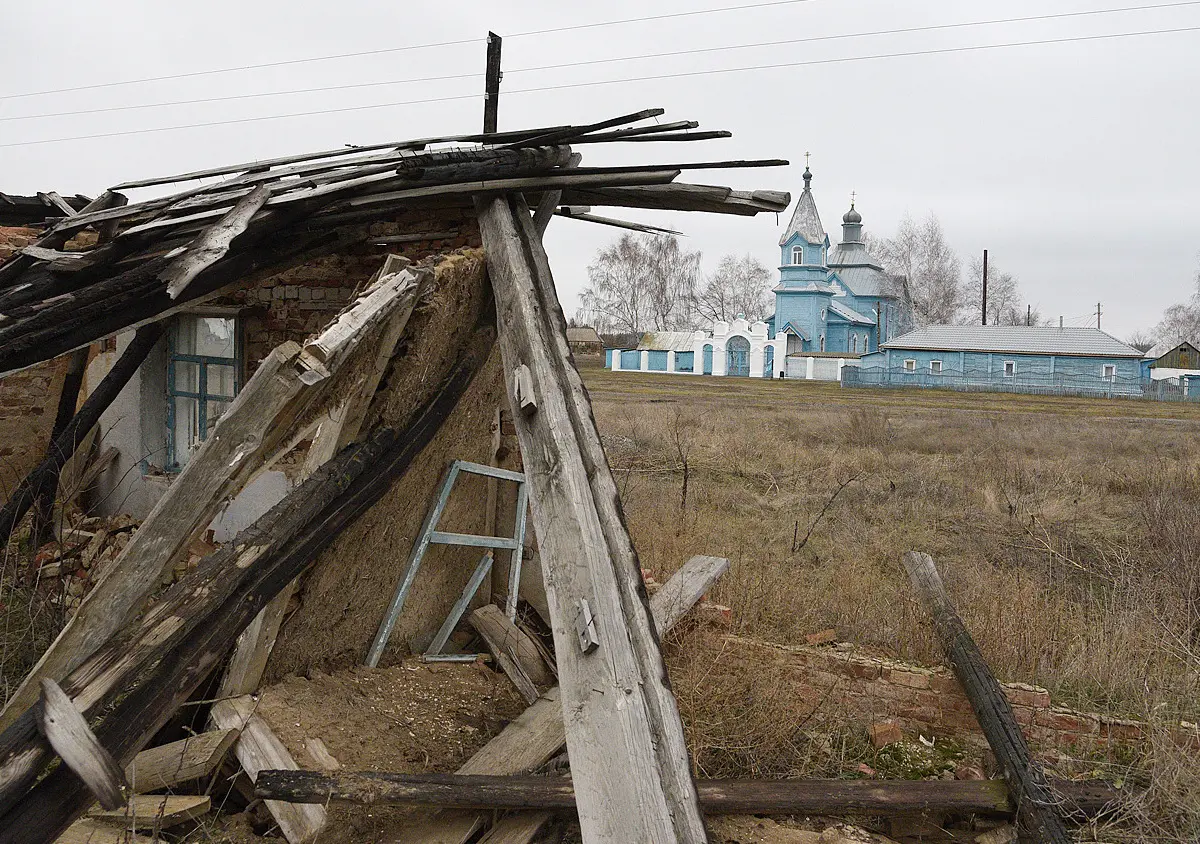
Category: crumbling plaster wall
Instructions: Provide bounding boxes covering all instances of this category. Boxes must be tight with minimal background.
[266,248,520,679]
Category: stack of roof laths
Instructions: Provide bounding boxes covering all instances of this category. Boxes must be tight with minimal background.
[0,108,787,377]
[0,108,790,844]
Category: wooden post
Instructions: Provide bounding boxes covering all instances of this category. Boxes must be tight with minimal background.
[483,32,502,134]
[901,552,1071,844]
[253,770,1119,818]
[29,346,90,546]
[982,249,988,326]
[0,325,163,548]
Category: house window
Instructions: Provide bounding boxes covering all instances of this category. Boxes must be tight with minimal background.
[819,335,825,352]
[930,360,943,374]
[904,359,916,373]
[168,314,240,469]
[851,335,858,354]
[792,245,803,265]
[1102,364,1116,379]
[1003,360,1016,377]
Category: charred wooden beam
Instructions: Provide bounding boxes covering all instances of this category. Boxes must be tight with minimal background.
[901,551,1072,844]
[0,325,163,546]
[0,329,493,843]
[29,346,90,546]
[254,770,1122,819]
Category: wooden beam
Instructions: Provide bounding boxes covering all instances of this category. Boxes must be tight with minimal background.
[161,184,272,299]
[394,553,728,844]
[211,697,325,844]
[0,268,423,732]
[0,325,163,548]
[479,192,705,843]
[469,605,553,704]
[254,770,1121,819]
[57,820,154,844]
[531,153,581,237]
[901,552,1071,844]
[30,346,90,547]
[483,32,502,134]
[125,729,238,793]
[0,335,492,844]
[88,794,210,827]
[34,679,126,811]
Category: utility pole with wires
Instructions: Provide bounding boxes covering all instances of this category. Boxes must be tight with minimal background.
[1026,304,1031,327]
[1096,301,1102,329]
[981,249,988,326]
[483,32,503,134]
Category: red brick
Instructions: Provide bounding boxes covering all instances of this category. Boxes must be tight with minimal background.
[870,721,903,747]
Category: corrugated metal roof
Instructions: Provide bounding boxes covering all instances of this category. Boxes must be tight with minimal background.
[883,326,1149,358]
[778,186,826,247]
[773,279,836,294]
[833,265,900,298]
[827,300,874,325]
[827,241,882,269]
[637,331,696,351]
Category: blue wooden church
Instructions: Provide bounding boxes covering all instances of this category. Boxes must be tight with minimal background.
[768,165,908,359]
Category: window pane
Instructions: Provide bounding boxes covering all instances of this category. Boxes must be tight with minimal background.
[174,361,200,393]
[207,364,237,399]
[173,396,200,466]
[177,315,236,358]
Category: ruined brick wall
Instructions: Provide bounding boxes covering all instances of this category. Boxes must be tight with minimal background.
[0,227,71,494]
[722,636,1199,755]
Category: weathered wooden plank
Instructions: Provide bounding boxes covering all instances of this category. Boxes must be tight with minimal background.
[38,192,78,217]
[0,333,493,844]
[901,551,1071,844]
[35,679,126,811]
[646,555,730,633]
[477,813,554,844]
[56,820,154,844]
[254,771,1120,818]
[469,605,552,704]
[0,267,424,732]
[553,209,681,236]
[506,108,664,149]
[478,193,705,842]
[395,553,729,844]
[211,697,325,844]
[125,729,238,793]
[88,794,210,827]
[0,324,163,547]
[161,184,272,299]
[559,183,790,216]
[531,153,581,236]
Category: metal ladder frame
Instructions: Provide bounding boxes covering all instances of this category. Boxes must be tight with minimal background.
[365,459,528,667]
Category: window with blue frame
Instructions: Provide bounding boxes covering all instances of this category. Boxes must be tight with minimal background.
[167,314,240,469]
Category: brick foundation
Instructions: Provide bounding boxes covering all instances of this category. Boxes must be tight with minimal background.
[723,635,1199,755]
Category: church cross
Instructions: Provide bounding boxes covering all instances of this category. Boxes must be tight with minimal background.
[804,151,811,167]
[850,190,856,207]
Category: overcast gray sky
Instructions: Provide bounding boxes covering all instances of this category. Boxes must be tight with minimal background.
[3,0,1198,338]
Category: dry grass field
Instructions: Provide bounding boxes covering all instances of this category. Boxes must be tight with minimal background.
[583,358,1200,840]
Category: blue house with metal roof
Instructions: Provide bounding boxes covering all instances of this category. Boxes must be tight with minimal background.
[847,325,1152,396]
[768,167,908,358]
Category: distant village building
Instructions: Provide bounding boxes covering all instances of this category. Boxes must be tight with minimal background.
[1148,340,1200,395]
[566,326,603,355]
[847,326,1152,395]
[605,166,906,380]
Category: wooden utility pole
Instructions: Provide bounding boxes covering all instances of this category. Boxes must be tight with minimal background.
[981,249,988,326]
[901,552,1071,843]
[1096,302,1102,329]
[483,32,502,134]
[1026,304,1031,327]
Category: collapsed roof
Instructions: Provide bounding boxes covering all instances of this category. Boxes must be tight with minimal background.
[0,109,789,376]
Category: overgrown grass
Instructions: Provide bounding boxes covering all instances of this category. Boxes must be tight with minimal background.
[588,367,1200,841]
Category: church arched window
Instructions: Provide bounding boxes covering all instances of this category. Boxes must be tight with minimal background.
[791,245,803,265]
[851,334,858,353]
[820,335,825,352]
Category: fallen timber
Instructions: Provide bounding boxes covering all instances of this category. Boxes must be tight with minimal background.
[395,553,730,844]
[254,771,1122,820]
[902,551,1072,844]
[0,264,425,732]
[0,332,493,844]
[479,192,705,843]
[0,324,164,545]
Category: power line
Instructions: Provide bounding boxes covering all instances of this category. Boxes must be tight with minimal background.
[4,23,1199,149]
[0,0,817,102]
[8,0,1198,124]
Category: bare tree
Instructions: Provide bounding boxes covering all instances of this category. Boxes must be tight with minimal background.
[868,214,963,326]
[1127,331,1157,354]
[580,233,699,333]
[963,256,1028,325]
[693,254,773,324]
[1153,262,1200,346]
